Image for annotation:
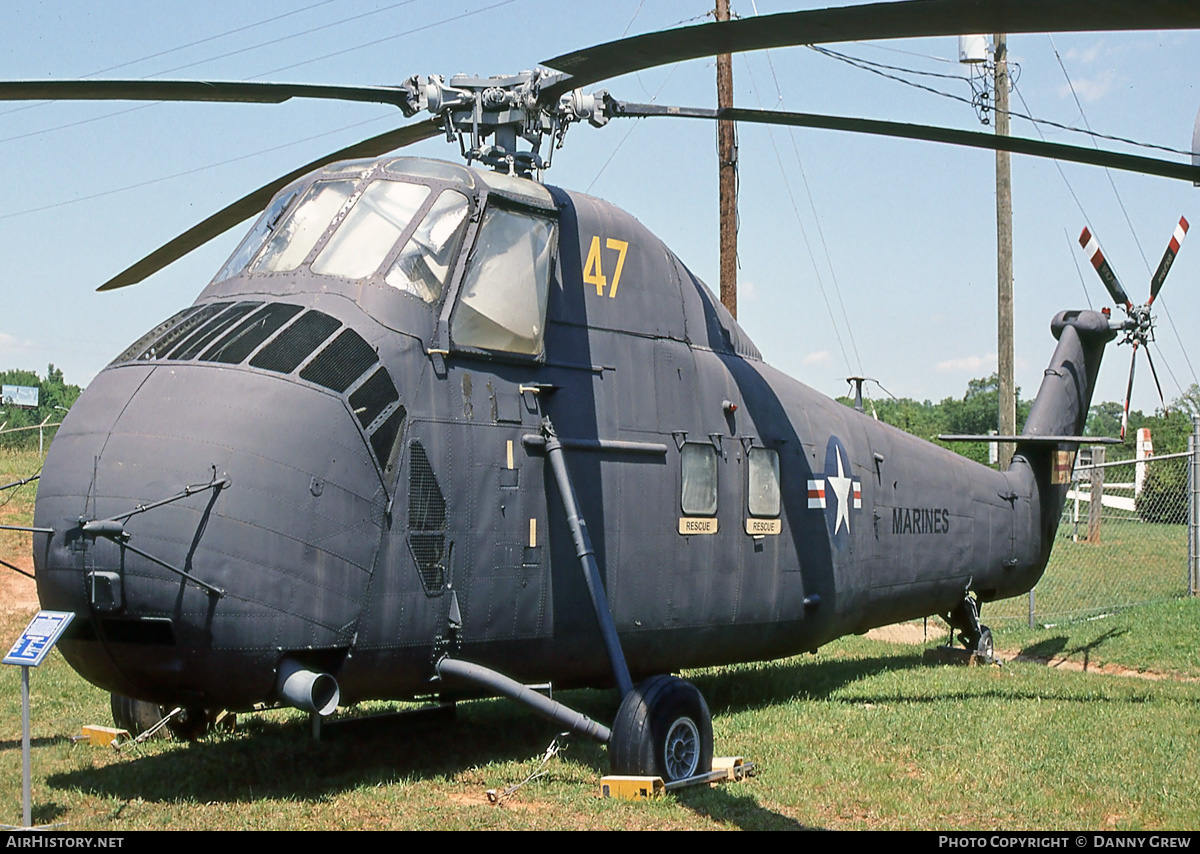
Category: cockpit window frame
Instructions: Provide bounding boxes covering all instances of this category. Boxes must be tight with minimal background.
[211,161,483,309]
[436,194,559,365]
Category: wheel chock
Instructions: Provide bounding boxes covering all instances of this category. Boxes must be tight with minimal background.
[601,758,755,799]
[601,776,665,800]
[710,756,753,782]
[74,725,129,747]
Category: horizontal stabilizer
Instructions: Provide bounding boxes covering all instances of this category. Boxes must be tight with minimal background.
[937,434,1121,445]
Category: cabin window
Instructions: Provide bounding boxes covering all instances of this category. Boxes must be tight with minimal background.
[450,205,555,356]
[312,180,430,278]
[747,448,781,517]
[249,180,357,273]
[681,443,718,516]
[214,187,302,283]
[385,189,470,305]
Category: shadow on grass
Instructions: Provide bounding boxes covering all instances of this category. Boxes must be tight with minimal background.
[676,786,818,830]
[43,650,928,809]
[691,648,933,716]
[48,639,1157,813]
[0,735,68,752]
[1019,628,1129,671]
[47,693,615,806]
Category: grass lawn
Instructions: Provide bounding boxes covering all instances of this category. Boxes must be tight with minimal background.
[2,447,1199,830]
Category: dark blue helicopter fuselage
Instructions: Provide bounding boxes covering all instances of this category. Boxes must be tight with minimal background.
[32,157,1106,711]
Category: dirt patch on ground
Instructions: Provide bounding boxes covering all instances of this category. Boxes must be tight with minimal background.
[865,621,948,644]
[1002,649,1200,683]
[0,555,38,615]
[867,620,1197,684]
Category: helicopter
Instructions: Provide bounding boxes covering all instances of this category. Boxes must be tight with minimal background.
[7,1,1200,783]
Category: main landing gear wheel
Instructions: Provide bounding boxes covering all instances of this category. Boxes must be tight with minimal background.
[110,693,166,737]
[609,675,713,782]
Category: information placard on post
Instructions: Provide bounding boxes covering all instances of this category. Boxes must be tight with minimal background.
[4,610,74,667]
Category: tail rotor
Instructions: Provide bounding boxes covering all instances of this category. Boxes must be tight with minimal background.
[1077,216,1188,440]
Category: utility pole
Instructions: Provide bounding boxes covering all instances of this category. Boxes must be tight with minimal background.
[717,0,738,318]
[995,33,1016,469]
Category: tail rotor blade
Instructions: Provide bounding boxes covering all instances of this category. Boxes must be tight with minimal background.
[1149,215,1189,305]
[1121,343,1138,441]
[1079,227,1132,311]
[1144,345,1169,416]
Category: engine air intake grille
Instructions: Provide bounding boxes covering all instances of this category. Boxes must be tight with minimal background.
[250,310,342,374]
[408,440,446,595]
[300,328,378,393]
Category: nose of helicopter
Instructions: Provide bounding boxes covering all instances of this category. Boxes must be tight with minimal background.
[32,360,388,708]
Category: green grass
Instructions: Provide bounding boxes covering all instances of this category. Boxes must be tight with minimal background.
[3,606,1200,830]
[998,598,1200,678]
[987,516,1189,622]
[0,448,43,567]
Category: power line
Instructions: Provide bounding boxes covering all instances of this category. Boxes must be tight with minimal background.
[0,113,396,222]
[809,44,1195,159]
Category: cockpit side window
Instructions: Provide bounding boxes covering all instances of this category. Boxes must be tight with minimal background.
[213,187,301,283]
[312,180,430,278]
[249,180,357,274]
[449,205,556,357]
[385,189,470,305]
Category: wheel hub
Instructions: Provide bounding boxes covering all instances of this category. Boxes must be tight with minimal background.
[663,716,700,780]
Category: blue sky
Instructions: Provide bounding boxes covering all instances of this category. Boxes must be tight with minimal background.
[2,0,1198,418]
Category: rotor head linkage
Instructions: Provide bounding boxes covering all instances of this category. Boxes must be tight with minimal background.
[398,70,607,176]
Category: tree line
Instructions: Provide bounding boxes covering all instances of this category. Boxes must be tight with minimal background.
[840,373,1199,464]
[0,365,82,451]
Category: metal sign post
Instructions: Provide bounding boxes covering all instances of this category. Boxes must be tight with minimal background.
[3,610,74,829]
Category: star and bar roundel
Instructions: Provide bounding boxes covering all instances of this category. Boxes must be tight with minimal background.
[807,435,861,545]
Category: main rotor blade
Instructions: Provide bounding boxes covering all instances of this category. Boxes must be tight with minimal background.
[543,0,1200,98]
[96,119,441,292]
[1078,226,1133,310]
[608,102,1200,184]
[0,80,415,111]
[1149,215,1189,304]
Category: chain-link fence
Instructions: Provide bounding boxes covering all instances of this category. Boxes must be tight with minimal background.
[0,420,63,454]
[987,438,1197,625]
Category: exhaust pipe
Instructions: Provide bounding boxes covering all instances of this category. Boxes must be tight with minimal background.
[275,657,340,716]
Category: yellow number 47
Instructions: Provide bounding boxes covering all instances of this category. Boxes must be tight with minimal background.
[583,235,629,298]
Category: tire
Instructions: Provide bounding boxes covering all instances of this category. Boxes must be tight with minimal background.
[976,625,994,660]
[609,675,713,782]
[110,693,167,737]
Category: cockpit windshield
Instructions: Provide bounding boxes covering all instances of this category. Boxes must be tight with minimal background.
[312,181,430,278]
[212,172,473,308]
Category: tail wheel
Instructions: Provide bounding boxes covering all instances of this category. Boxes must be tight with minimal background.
[609,675,713,782]
[976,625,995,660]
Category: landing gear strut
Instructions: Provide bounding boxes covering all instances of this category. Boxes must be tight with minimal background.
[945,595,997,664]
